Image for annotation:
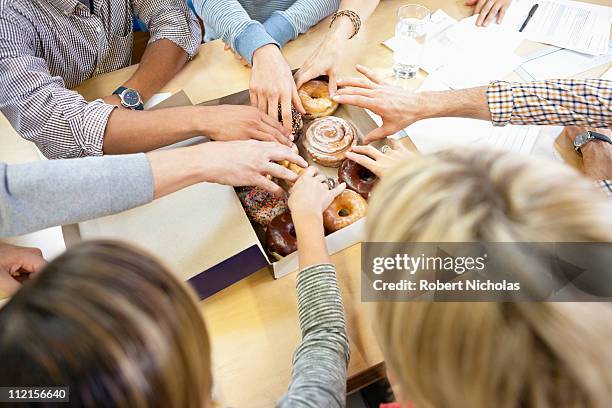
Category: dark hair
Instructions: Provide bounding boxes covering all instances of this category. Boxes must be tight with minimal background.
[0,241,211,408]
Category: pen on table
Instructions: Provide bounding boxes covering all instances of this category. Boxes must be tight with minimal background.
[519,4,539,32]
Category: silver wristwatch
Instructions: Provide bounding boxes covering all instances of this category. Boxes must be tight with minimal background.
[573,130,612,153]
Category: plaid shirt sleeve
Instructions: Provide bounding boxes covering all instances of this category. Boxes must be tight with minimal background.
[487,79,612,127]
[133,0,202,59]
[599,180,612,196]
[0,14,115,159]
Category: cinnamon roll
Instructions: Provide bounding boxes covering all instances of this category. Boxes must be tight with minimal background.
[302,117,358,167]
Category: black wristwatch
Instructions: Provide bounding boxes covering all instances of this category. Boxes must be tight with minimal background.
[112,86,144,111]
[573,130,612,154]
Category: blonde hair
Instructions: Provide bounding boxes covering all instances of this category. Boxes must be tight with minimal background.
[0,241,212,408]
[367,148,612,408]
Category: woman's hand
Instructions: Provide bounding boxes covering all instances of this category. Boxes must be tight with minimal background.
[334,65,424,143]
[289,166,345,221]
[468,0,512,26]
[294,34,346,97]
[0,244,46,298]
[345,141,414,177]
[250,45,305,133]
[224,43,249,66]
[294,16,354,96]
[197,140,308,195]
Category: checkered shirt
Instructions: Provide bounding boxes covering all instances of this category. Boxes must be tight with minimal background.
[0,0,201,159]
[487,79,611,128]
[600,180,612,196]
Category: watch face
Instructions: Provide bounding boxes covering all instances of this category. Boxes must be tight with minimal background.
[574,132,590,148]
[122,89,141,107]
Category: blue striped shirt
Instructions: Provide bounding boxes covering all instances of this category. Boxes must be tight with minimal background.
[193,0,339,64]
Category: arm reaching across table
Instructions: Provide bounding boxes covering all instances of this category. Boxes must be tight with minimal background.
[276,167,349,407]
[333,66,611,143]
[0,140,306,237]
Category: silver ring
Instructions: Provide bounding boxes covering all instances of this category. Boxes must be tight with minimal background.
[325,178,336,190]
[381,145,390,154]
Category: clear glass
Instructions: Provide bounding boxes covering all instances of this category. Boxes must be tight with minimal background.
[393,4,431,79]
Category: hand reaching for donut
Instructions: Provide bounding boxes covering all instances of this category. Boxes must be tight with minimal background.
[289,166,346,221]
[345,141,414,178]
[250,45,306,134]
[333,65,424,144]
[201,104,292,146]
[294,31,346,98]
[0,243,46,298]
[198,140,307,195]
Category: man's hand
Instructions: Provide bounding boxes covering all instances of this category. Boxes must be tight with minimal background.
[198,140,308,194]
[0,243,46,298]
[578,128,612,180]
[345,141,414,177]
[468,0,512,26]
[200,104,293,146]
[250,44,305,133]
[334,65,424,143]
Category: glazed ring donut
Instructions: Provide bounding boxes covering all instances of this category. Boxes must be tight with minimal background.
[298,80,339,119]
[303,117,358,167]
[278,105,303,138]
[323,189,367,233]
[265,212,298,258]
[240,187,289,225]
[338,159,378,199]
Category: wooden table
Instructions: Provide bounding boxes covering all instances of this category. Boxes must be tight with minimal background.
[1,0,610,406]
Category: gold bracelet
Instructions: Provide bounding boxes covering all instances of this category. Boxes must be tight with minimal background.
[330,10,361,39]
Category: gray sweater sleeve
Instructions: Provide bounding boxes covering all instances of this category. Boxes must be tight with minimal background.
[0,154,154,237]
[276,263,350,408]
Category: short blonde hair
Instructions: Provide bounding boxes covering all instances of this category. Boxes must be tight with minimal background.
[0,241,212,408]
[367,148,612,408]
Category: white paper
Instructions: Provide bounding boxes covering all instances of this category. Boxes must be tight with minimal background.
[518,0,612,55]
[517,42,612,80]
[144,92,172,110]
[403,76,538,155]
[602,66,612,80]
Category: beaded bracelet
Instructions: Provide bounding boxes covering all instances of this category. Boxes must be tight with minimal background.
[330,10,362,39]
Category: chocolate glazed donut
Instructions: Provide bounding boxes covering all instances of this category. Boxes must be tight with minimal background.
[338,159,379,199]
[302,117,358,167]
[265,212,298,257]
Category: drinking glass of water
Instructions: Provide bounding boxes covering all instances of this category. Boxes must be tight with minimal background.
[394,4,430,79]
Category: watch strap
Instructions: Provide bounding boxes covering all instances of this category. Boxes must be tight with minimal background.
[590,131,612,146]
[112,86,128,96]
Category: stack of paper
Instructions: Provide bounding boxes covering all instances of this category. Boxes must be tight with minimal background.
[516,42,612,80]
[399,76,540,155]
[512,0,612,55]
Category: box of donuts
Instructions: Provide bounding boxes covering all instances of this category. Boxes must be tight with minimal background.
[204,79,382,279]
